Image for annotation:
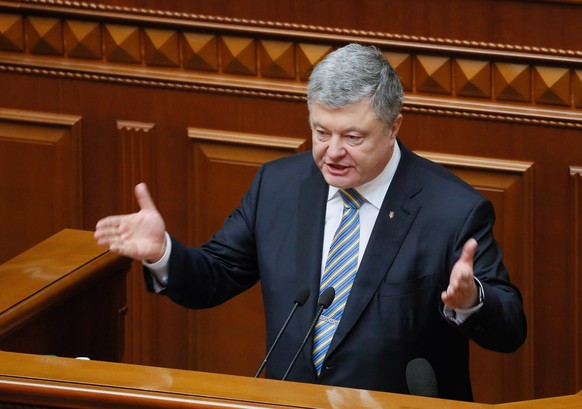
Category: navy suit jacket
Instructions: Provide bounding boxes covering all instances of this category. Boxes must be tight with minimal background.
[152,141,526,401]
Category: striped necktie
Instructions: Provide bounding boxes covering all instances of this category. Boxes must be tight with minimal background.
[312,188,365,376]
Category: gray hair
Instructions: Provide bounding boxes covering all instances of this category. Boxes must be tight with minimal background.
[306,43,404,126]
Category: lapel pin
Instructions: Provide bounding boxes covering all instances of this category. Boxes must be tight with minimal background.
[389,211,395,219]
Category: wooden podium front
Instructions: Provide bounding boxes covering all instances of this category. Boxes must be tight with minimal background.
[0,229,131,362]
[0,350,485,409]
[0,351,581,409]
[1,230,582,408]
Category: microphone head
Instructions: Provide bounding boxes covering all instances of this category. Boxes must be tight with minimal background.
[318,287,335,309]
[294,285,310,306]
[406,358,438,398]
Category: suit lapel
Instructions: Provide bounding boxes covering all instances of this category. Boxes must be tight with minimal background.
[295,166,328,348]
[325,146,423,358]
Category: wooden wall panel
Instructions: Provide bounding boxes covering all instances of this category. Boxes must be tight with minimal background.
[418,152,535,403]
[0,0,581,404]
[569,167,582,391]
[187,128,307,375]
[0,108,82,264]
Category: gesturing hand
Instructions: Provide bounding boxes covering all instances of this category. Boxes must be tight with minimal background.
[94,183,167,263]
[442,238,479,310]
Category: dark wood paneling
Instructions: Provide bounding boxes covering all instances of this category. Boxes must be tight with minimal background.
[569,167,582,391]
[418,152,535,403]
[0,108,82,264]
[188,128,307,375]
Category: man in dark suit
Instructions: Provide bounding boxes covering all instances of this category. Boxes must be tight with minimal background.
[95,43,526,401]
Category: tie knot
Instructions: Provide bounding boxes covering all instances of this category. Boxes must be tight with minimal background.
[339,188,365,209]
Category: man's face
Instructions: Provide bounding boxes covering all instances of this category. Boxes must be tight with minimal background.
[310,99,403,189]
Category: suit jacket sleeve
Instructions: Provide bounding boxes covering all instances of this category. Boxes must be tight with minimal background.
[150,165,266,309]
[444,197,526,353]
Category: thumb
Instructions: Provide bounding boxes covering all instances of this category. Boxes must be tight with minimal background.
[459,238,478,265]
[134,183,157,212]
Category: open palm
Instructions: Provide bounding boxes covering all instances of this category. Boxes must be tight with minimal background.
[94,183,167,262]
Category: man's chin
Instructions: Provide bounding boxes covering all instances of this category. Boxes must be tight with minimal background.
[323,173,355,189]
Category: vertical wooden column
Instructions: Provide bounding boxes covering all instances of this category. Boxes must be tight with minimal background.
[116,120,157,365]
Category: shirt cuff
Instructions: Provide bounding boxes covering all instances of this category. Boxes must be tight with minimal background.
[142,232,171,293]
[443,277,485,325]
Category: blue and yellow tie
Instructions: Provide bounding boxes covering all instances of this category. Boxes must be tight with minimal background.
[312,188,365,376]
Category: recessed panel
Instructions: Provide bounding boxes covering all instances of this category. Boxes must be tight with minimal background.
[0,109,82,264]
[188,128,306,374]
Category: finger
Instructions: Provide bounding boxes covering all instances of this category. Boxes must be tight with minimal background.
[452,269,471,286]
[95,226,116,244]
[459,238,478,265]
[95,219,125,244]
[446,283,461,299]
[97,224,119,234]
[441,288,453,306]
[135,183,158,212]
[109,241,126,256]
[96,216,116,230]
[447,275,478,308]
[450,267,470,287]
[95,218,120,233]
[95,230,118,246]
[441,290,448,303]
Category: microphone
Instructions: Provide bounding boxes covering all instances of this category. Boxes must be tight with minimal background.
[281,286,335,381]
[254,285,310,378]
[406,358,439,398]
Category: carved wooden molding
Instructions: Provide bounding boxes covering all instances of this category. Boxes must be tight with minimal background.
[0,106,80,126]
[415,150,534,172]
[7,0,582,57]
[188,127,307,150]
[0,57,307,102]
[1,2,581,129]
[535,0,582,4]
[405,96,582,129]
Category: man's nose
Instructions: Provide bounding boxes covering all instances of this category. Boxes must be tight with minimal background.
[326,135,346,157]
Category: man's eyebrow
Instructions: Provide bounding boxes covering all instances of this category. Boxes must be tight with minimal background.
[311,121,366,134]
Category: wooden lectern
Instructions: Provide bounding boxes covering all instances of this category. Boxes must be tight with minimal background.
[0,230,581,408]
[1,350,582,409]
[0,229,131,361]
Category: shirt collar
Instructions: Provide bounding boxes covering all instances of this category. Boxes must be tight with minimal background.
[327,140,401,210]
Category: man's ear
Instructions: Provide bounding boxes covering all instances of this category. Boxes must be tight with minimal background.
[389,114,403,139]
